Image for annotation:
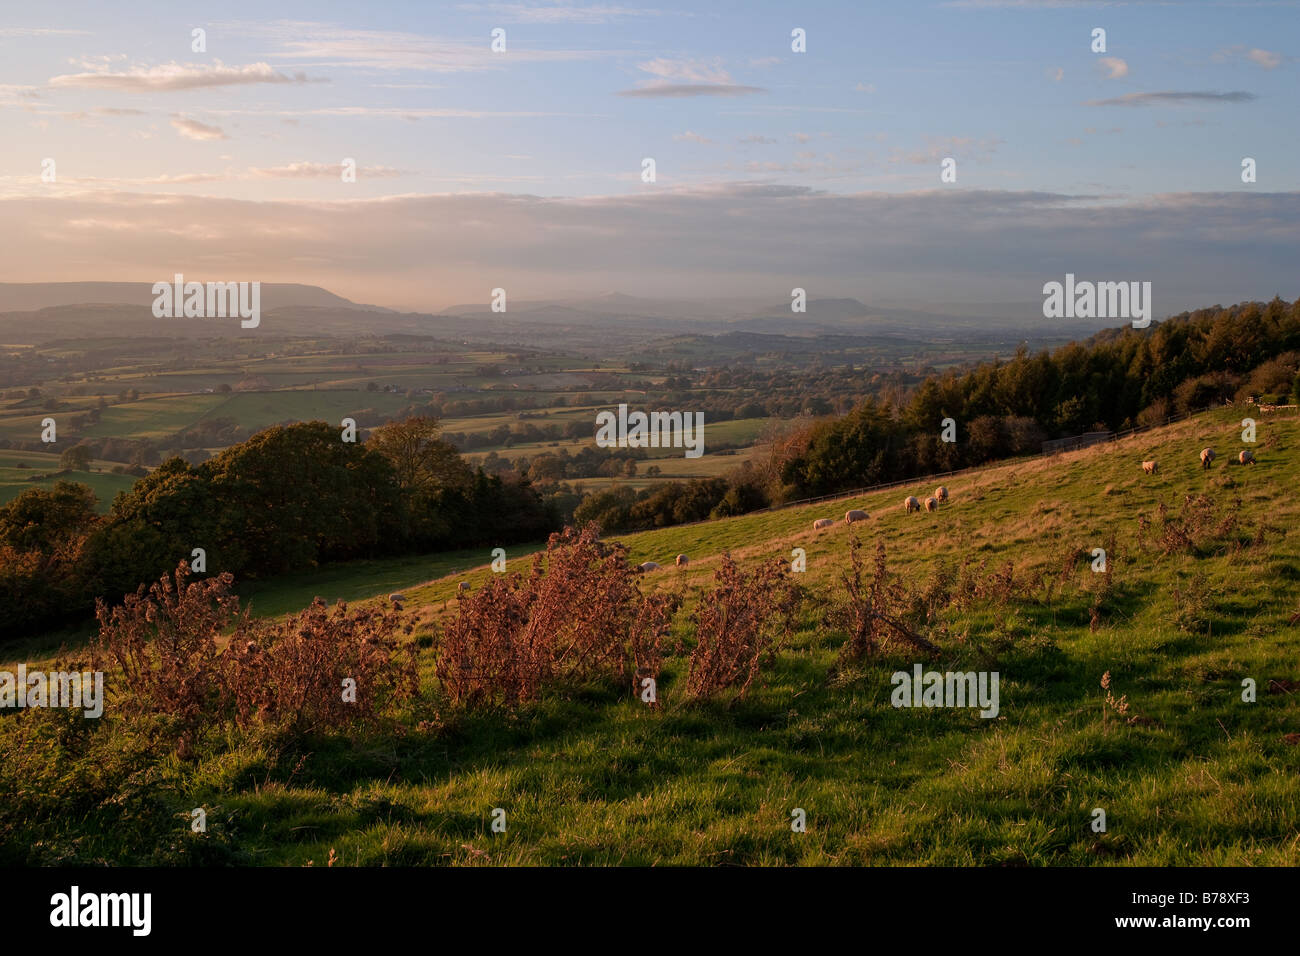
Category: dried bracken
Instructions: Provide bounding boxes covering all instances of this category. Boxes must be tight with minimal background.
[435,524,677,710]
[92,561,237,748]
[92,561,418,750]
[1100,670,1130,734]
[832,534,941,663]
[683,552,802,703]
[1138,492,1246,556]
[226,597,418,735]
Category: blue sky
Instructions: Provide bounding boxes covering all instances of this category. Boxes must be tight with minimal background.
[2,1,1297,312]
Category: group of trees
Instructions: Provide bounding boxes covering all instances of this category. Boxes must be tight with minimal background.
[572,470,769,533]
[577,298,1300,531]
[0,417,555,637]
[777,298,1300,498]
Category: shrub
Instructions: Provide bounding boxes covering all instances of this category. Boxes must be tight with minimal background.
[435,524,677,710]
[683,552,802,703]
[832,535,941,663]
[1171,570,1215,635]
[92,562,236,751]
[92,561,418,750]
[227,598,419,735]
[1138,493,1243,556]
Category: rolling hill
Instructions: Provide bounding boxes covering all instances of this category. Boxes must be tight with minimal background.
[7,405,1297,865]
[182,406,1300,865]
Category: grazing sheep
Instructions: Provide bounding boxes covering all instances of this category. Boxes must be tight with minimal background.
[1142,460,1158,475]
[1239,449,1256,465]
[935,486,948,503]
[457,581,471,593]
[1200,447,1216,470]
[904,496,921,514]
[812,517,835,531]
[389,592,406,603]
[639,561,662,573]
[844,509,869,524]
[924,497,939,512]
[675,554,689,568]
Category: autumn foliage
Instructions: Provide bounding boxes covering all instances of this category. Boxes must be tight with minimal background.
[435,524,677,710]
[92,562,418,751]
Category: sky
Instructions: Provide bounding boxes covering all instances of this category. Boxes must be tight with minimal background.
[2,0,1297,314]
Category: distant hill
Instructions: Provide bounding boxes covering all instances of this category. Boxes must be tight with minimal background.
[0,282,393,314]
[0,285,1118,350]
[759,297,872,320]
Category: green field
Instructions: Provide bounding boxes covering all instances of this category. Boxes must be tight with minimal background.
[79,393,229,440]
[0,450,136,511]
[4,407,1297,866]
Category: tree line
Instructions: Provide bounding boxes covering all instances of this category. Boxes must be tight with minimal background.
[578,298,1300,530]
[0,418,554,638]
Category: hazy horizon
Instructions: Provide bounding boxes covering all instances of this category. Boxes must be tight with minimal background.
[2,0,1297,313]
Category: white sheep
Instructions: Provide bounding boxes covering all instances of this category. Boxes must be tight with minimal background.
[844,509,869,524]
[924,496,939,513]
[639,561,662,573]
[389,592,406,604]
[934,486,948,503]
[1141,460,1158,475]
[675,554,689,568]
[904,495,921,514]
[1238,449,1256,465]
[812,517,835,531]
[1200,447,1216,470]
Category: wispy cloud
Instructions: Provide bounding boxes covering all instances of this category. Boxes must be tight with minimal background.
[51,61,324,92]
[7,187,1295,311]
[0,83,43,104]
[673,130,714,144]
[619,83,765,98]
[219,20,617,73]
[248,162,409,179]
[1247,47,1284,68]
[888,135,1004,166]
[204,106,584,120]
[636,57,729,83]
[1086,90,1257,106]
[1213,44,1287,69]
[463,3,670,23]
[617,57,765,97]
[0,27,90,37]
[1098,57,1128,79]
[171,115,227,141]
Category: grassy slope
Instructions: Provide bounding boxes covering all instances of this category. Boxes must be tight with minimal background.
[209,408,1300,865]
[11,407,1300,865]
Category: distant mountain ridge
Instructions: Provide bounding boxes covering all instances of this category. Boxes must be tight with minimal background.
[0,282,393,314]
[0,284,1121,349]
